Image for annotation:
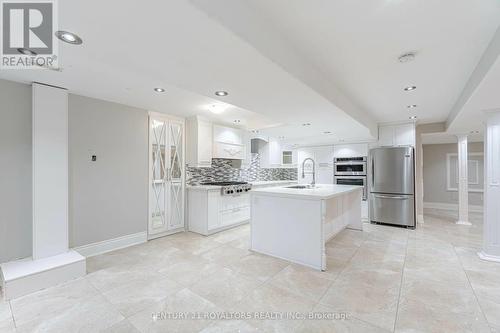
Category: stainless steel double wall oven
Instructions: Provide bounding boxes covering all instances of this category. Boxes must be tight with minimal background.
[334,156,367,200]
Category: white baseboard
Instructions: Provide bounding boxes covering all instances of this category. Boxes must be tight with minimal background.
[417,214,425,224]
[478,251,500,263]
[73,231,147,257]
[423,202,483,213]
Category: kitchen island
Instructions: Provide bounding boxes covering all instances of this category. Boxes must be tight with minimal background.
[250,184,363,270]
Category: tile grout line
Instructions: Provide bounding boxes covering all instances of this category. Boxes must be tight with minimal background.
[316,231,366,308]
[452,245,494,332]
[392,229,410,333]
[8,300,17,329]
[317,229,393,332]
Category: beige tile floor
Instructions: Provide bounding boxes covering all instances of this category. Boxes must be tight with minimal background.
[1,209,499,332]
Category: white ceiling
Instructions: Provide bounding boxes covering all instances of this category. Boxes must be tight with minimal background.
[198,0,500,124]
[447,53,500,134]
[0,0,372,144]
[1,0,500,145]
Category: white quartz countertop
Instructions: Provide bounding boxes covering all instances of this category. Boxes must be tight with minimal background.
[250,184,363,200]
[250,180,297,186]
[187,180,297,191]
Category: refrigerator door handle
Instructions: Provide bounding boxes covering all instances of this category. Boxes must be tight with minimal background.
[371,156,374,188]
[373,194,408,200]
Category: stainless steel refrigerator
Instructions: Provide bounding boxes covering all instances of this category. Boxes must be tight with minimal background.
[369,147,415,228]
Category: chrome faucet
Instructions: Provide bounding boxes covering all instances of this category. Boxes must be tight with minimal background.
[301,158,316,187]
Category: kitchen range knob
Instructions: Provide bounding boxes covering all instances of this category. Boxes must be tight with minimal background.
[230,190,234,194]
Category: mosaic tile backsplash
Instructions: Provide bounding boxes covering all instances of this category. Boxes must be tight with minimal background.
[186,153,297,185]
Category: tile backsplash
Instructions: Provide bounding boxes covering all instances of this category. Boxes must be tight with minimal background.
[186,153,297,185]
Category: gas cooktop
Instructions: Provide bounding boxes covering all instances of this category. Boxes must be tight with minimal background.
[201,181,252,195]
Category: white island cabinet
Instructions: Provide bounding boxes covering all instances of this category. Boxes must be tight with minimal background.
[250,184,363,270]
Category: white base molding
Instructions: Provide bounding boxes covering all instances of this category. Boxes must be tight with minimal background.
[417,214,425,224]
[423,202,483,213]
[478,251,500,263]
[73,231,147,257]
[456,220,472,226]
[0,250,86,300]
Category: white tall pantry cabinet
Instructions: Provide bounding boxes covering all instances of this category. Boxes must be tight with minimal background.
[148,113,185,239]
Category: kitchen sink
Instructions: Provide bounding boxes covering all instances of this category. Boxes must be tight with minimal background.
[286,185,314,189]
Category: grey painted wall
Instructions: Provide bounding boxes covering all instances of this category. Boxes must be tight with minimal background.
[68,94,149,247]
[0,80,32,262]
[423,142,484,206]
[0,79,150,262]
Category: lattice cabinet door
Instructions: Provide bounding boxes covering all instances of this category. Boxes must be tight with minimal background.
[166,119,184,230]
[148,115,185,237]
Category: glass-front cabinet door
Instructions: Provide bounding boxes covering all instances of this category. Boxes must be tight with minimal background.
[167,120,184,230]
[149,115,184,238]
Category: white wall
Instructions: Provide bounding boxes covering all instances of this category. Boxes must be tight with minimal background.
[423,142,484,206]
[0,80,32,262]
[68,95,149,247]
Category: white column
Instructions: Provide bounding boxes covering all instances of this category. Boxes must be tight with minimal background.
[32,83,70,258]
[456,134,471,225]
[479,111,500,262]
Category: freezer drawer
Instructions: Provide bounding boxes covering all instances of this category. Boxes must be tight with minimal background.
[370,193,415,227]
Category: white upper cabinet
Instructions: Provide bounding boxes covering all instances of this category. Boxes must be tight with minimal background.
[258,138,297,168]
[259,137,281,168]
[212,125,246,160]
[313,146,334,165]
[378,125,396,147]
[394,123,415,146]
[186,116,213,167]
[240,130,253,168]
[213,125,243,145]
[333,144,368,158]
[281,145,297,167]
[378,123,415,147]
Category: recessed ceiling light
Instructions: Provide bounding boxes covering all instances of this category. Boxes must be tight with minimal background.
[409,115,418,120]
[215,91,228,96]
[17,48,37,56]
[398,52,416,63]
[404,86,417,91]
[302,123,311,126]
[208,104,226,114]
[407,104,417,108]
[234,119,241,123]
[55,31,83,45]
[154,87,165,93]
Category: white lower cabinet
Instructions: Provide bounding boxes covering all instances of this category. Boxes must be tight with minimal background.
[188,189,250,235]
